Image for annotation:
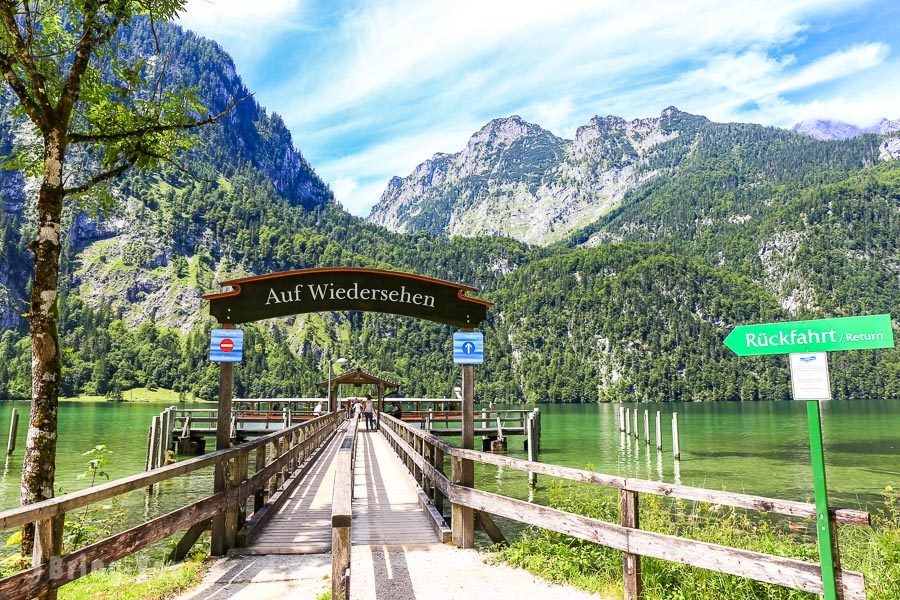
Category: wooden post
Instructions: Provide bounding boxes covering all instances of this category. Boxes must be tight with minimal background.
[643,410,650,445]
[526,411,537,488]
[434,447,445,515]
[32,514,63,600]
[672,412,681,460]
[619,406,625,432]
[625,408,631,435]
[620,489,643,599]
[254,444,266,512]
[451,363,475,548]
[632,408,638,439]
[148,416,161,470]
[655,411,662,450]
[7,407,18,455]
[211,333,234,557]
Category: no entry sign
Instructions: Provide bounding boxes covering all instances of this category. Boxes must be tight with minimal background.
[210,328,243,362]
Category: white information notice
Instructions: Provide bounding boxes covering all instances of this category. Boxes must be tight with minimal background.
[789,352,832,400]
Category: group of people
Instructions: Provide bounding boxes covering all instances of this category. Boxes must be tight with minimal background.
[313,396,404,431]
[349,395,403,430]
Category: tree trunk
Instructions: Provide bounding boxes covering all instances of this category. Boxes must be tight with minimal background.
[20,129,66,558]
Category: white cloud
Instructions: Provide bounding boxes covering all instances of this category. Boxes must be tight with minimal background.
[174,0,897,216]
[177,0,307,67]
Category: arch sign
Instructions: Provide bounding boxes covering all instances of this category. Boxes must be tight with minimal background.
[205,267,491,328]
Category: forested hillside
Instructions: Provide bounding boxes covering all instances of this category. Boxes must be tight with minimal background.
[0,18,896,404]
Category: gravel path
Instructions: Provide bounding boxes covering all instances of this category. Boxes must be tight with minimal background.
[177,545,607,600]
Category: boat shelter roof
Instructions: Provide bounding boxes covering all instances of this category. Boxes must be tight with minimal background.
[316,368,399,390]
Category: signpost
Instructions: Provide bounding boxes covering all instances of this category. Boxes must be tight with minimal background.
[724,314,895,600]
[723,313,893,356]
[210,328,243,362]
[453,331,484,364]
[451,330,483,548]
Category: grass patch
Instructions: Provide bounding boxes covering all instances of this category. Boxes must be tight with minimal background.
[58,558,209,600]
[494,483,900,600]
[62,387,209,403]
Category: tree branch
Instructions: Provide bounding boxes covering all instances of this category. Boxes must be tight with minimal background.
[62,156,138,197]
[57,4,103,124]
[0,50,46,128]
[67,94,249,144]
[0,3,52,116]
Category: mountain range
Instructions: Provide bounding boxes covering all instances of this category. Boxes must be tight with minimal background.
[0,18,897,403]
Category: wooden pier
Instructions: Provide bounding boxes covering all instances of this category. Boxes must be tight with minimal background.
[0,410,873,600]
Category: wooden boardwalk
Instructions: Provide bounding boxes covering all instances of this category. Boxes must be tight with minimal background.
[351,430,440,547]
[244,427,346,553]
[245,427,438,554]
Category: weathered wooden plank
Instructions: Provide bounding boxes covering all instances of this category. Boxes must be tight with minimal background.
[168,518,211,563]
[379,417,451,498]
[449,447,869,526]
[0,494,225,597]
[242,426,341,544]
[475,511,507,546]
[450,485,866,599]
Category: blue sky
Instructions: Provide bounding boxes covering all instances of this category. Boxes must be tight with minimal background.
[179,0,900,216]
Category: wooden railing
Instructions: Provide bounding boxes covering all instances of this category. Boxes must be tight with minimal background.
[331,415,359,600]
[378,413,871,600]
[0,412,342,600]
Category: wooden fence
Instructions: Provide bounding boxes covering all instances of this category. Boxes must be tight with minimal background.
[378,413,871,600]
[0,412,342,600]
[331,415,359,600]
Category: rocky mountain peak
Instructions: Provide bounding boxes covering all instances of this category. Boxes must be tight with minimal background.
[792,117,900,140]
[467,115,545,149]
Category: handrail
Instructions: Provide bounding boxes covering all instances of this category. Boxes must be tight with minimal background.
[0,412,341,531]
[331,415,358,599]
[378,413,868,525]
[377,413,871,599]
[0,411,343,599]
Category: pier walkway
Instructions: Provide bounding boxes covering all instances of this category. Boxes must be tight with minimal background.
[240,427,439,554]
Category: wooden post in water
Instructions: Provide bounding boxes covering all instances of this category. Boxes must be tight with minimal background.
[6,407,18,455]
[625,408,631,435]
[633,408,638,439]
[212,324,235,557]
[643,410,650,445]
[672,412,681,460]
[451,363,475,548]
[620,489,643,599]
[526,411,537,488]
[655,411,662,450]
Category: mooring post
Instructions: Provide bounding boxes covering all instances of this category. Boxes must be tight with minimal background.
[672,412,681,460]
[643,410,650,445]
[526,411,537,487]
[655,411,662,450]
[212,324,235,557]
[6,407,18,455]
[619,406,625,432]
[625,408,631,435]
[632,408,638,439]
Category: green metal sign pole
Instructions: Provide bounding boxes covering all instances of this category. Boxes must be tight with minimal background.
[807,400,838,600]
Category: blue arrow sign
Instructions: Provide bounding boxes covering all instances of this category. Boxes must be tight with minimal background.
[453,331,483,364]
[210,328,243,362]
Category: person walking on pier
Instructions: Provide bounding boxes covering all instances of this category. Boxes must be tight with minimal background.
[364,393,375,431]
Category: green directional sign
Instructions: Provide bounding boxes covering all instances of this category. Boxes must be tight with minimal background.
[724,314,894,356]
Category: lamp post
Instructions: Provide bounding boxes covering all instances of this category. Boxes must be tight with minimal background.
[327,357,348,413]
